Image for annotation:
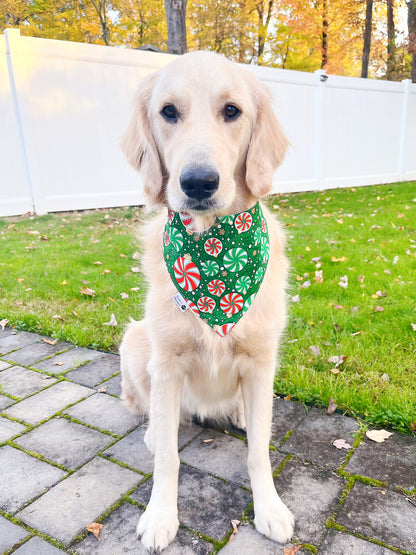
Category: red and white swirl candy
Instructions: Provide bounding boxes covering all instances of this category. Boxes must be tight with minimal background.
[197,296,216,313]
[207,279,225,296]
[220,292,244,317]
[204,237,223,258]
[174,256,201,291]
[214,323,236,337]
[235,211,253,234]
[179,212,197,232]
[185,299,200,316]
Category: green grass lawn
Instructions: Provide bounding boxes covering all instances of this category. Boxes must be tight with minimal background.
[1,181,415,434]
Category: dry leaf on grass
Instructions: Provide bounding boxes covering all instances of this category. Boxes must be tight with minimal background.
[333,439,352,450]
[366,429,393,443]
[87,522,103,540]
[80,287,96,297]
[284,545,302,555]
[103,314,118,327]
[326,397,338,415]
[310,346,320,357]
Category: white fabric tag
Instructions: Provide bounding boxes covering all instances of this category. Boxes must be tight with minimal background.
[172,292,189,312]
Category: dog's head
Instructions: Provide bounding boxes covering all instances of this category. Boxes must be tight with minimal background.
[122,51,288,216]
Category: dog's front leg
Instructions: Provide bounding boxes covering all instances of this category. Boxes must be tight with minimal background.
[241,362,294,544]
[137,357,183,553]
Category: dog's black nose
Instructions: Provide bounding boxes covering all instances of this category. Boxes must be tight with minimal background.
[180,167,219,200]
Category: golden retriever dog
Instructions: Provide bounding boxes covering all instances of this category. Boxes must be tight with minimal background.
[120,51,294,553]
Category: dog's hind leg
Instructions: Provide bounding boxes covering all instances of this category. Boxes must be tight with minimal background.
[119,320,151,416]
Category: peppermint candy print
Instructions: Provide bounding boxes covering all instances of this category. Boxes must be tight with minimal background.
[204,237,223,258]
[235,275,252,295]
[163,230,170,247]
[260,236,270,263]
[235,211,253,234]
[220,215,234,226]
[261,218,267,233]
[169,228,184,251]
[186,299,199,316]
[174,256,201,291]
[179,212,197,232]
[223,248,248,273]
[254,266,265,284]
[244,293,256,311]
[168,210,175,224]
[207,279,225,296]
[201,260,220,277]
[197,296,216,313]
[220,292,244,317]
[254,228,262,245]
[214,323,236,337]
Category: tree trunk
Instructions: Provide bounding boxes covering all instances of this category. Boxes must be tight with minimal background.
[90,0,110,45]
[256,0,274,63]
[386,0,395,80]
[361,0,373,78]
[408,0,416,82]
[321,0,328,69]
[164,0,187,54]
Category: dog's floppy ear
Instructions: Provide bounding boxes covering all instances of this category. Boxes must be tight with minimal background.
[121,73,165,207]
[245,83,289,198]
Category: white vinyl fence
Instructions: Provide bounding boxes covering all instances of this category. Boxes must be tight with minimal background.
[1,29,415,217]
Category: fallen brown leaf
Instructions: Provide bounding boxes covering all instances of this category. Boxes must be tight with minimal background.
[80,287,96,297]
[87,522,103,540]
[374,306,384,312]
[326,397,338,415]
[228,519,241,543]
[42,338,57,345]
[333,438,352,450]
[284,545,301,555]
[103,314,118,327]
[366,429,393,443]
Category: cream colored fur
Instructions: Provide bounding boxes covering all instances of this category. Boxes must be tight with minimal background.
[120,51,294,553]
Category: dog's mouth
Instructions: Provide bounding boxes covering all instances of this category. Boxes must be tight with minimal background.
[181,197,219,213]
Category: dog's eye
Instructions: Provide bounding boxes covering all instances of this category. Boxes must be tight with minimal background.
[223,104,241,121]
[161,104,179,123]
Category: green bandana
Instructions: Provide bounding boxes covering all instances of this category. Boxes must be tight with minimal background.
[163,202,270,337]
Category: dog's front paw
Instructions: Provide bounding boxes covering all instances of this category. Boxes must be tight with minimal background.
[254,498,294,544]
[137,505,179,553]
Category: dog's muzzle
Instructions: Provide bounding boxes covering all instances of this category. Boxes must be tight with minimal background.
[180,166,219,201]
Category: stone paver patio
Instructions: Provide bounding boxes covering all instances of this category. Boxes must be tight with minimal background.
[0,327,415,554]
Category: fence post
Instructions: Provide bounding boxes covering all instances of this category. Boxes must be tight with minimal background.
[5,28,46,215]
[314,69,327,191]
[398,79,410,183]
